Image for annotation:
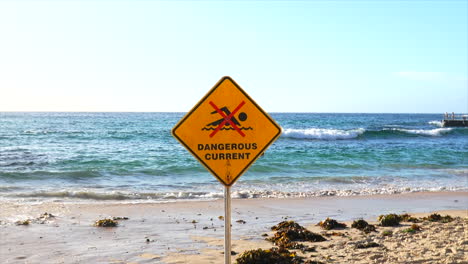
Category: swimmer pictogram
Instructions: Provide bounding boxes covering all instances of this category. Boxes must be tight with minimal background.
[202,101,253,137]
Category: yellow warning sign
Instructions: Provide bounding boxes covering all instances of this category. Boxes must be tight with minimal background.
[172,76,281,186]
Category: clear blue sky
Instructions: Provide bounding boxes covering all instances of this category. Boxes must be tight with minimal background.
[1,0,467,113]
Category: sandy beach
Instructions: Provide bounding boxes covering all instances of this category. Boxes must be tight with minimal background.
[1,191,467,264]
[2,0,468,263]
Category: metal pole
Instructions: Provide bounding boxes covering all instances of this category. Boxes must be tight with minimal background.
[224,186,231,264]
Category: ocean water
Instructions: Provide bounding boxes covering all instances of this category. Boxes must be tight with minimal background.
[0,112,466,203]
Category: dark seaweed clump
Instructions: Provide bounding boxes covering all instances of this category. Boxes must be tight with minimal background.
[112,216,129,220]
[286,243,317,253]
[271,221,303,231]
[399,213,421,223]
[235,248,304,264]
[379,213,453,226]
[15,220,31,226]
[351,219,376,233]
[235,247,326,264]
[39,212,55,219]
[35,212,56,224]
[423,213,454,223]
[317,218,347,230]
[267,221,326,249]
[355,242,380,249]
[94,218,118,227]
[378,214,401,227]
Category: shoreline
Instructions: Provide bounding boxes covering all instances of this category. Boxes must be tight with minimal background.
[1,191,466,263]
[2,188,467,205]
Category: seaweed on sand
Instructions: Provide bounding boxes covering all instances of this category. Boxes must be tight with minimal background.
[39,212,55,220]
[378,214,401,227]
[94,218,118,227]
[235,248,304,264]
[399,213,421,223]
[35,212,56,224]
[15,220,31,226]
[355,242,380,249]
[423,213,454,223]
[271,221,304,231]
[267,221,326,249]
[351,219,376,233]
[317,218,347,230]
[112,216,129,220]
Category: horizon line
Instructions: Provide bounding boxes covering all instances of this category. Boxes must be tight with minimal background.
[0,110,460,115]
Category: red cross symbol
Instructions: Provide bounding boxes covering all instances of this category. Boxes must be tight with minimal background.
[208,101,246,138]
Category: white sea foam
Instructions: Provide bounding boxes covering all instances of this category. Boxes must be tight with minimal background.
[397,128,452,136]
[11,187,467,202]
[4,182,467,204]
[282,128,365,140]
[428,120,443,127]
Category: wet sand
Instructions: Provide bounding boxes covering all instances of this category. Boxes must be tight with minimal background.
[0,191,466,263]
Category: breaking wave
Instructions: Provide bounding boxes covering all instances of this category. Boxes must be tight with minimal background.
[282,128,365,140]
[281,127,457,140]
[392,127,453,136]
[428,120,443,127]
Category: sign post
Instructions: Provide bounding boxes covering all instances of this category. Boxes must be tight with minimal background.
[224,186,231,263]
[172,76,281,264]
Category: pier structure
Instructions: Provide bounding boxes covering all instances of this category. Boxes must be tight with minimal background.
[442,112,468,127]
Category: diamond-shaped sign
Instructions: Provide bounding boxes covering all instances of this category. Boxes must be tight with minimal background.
[172,76,281,186]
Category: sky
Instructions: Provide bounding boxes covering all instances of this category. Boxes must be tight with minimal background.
[0,0,467,113]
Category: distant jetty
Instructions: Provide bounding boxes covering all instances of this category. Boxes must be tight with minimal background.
[442,113,468,127]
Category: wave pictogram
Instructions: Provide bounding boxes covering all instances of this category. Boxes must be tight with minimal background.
[202,127,253,131]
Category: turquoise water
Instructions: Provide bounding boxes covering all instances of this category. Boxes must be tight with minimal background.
[0,112,466,202]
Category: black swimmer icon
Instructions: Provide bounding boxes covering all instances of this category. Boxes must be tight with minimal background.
[206,107,247,127]
[202,101,253,137]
